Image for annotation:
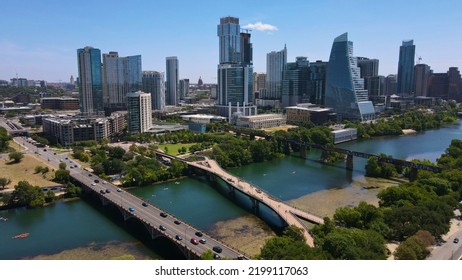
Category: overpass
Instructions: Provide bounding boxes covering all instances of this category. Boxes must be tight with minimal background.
[155,151,324,247]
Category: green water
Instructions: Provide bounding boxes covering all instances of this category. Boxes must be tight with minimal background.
[1,120,461,259]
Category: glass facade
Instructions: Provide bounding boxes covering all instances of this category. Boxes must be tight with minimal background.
[397,40,415,95]
[325,33,375,121]
[217,16,241,64]
[218,65,253,106]
[142,71,165,110]
[77,46,103,115]
[281,57,310,108]
[266,45,287,99]
[166,56,178,106]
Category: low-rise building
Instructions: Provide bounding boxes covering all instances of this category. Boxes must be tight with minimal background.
[41,97,79,110]
[236,113,286,129]
[42,112,126,146]
[332,128,357,144]
[285,103,335,125]
[180,114,226,124]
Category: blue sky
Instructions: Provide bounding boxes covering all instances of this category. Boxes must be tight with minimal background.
[1,0,461,84]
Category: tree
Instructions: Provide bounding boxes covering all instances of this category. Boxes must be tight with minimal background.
[59,162,67,170]
[45,189,56,203]
[9,151,24,163]
[8,181,45,207]
[394,236,429,260]
[0,177,11,189]
[0,127,11,152]
[54,169,70,183]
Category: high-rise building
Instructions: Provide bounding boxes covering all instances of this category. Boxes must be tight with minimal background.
[357,57,379,78]
[179,79,190,100]
[253,72,266,94]
[217,16,241,64]
[414,64,431,97]
[77,46,103,115]
[142,71,165,110]
[309,60,328,105]
[397,40,416,96]
[127,91,152,134]
[384,74,398,96]
[102,52,142,111]
[281,57,310,108]
[266,45,287,100]
[325,33,375,121]
[448,67,462,102]
[427,67,462,102]
[166,56,179,106]
[216,16,255,118]
[366,76,385,97]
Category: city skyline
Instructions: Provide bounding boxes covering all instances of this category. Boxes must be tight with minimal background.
[1,0,462,83]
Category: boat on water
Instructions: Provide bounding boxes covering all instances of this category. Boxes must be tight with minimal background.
[0,217,8,221]
[12,233,29,239]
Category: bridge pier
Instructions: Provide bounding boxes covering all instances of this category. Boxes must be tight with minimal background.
[299,145,307,159]
[346,154,354,170]
[409,168,418,182]
[100,196,109,206]
[206,172,216,182]
[320,149,329,163]
[228,185,235,197]
[251,198,260,215]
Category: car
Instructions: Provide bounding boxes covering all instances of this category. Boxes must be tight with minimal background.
[128,207,135,212]
[199,239,206,244]
[175,235,182,241]
[142,202,148,207]
[159,225,167,231]
[454,238,459,244]
[116,188,122,192]
[65,157,68,160]
[101,181,106,184]
[70,166,73,169]
[94,179,100,183]
[174,220,181,225]
[105,189,110,193]
[100,190,106,194]
[160,212,168,218]
[213,253,221,260]
[43,149,47,152]
[91,183,96,186]
[195,231,203,237]
[88,174,92,177]
[190,238,199,245]
[212,246,222,253]
[74,165,78,168]
[53,152,57,155]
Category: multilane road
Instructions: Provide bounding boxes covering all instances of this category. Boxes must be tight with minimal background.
[14,137,246,260]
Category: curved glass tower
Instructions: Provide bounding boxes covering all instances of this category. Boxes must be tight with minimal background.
[325,33,375,121]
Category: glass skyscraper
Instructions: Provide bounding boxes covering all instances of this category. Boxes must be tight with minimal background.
[166,56,179,106]
[77,46,103,115]
[102,52,141,111]
[325,33,375,121]
[142,71,165,110]
[217,16,254,109]
[397,40,416,96]
[281,56,310,108]
[266,45,287,100]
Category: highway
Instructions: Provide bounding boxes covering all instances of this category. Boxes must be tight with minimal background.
[427,218,462,260]
[14,137,246,259]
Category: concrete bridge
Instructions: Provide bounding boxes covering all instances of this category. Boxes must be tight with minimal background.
[155,151,325,247]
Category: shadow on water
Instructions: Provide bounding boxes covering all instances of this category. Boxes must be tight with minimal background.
[82,194,186,260]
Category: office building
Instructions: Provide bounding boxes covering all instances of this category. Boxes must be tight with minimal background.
[265,45,287,99]
[325,33,375,121]
[166,56,179,106]
[142,71,165,110]
[127,91,152,134]
[102,52,142,112]
[179,79,190,100]
[397,40,416,96]
[448,67,462,102]
[281,57,310,108]
[309,60,328,105]
[235,113,286,129]
[77,46,103,115]
[384,74,398,96]
[253,72,266,95]
[414,64,431,97]
[216,16,255,118]
[366,76,385,97]
[41,97,79,110]
[427,67,462,102]
[285,103,335,125]
[357,57,379,78]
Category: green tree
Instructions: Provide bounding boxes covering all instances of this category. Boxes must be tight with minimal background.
[59,162,67,170]
[394,236,430,260]
[54,169,70,183]
[0,127,11,152]
[8,181,45,207]
[201,250,215,260]
[9,151,24,163]
[0,177,12,189]
[45,189,56,203]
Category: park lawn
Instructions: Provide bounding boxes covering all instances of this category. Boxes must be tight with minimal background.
[157,143,196,156]
[262,125,298,133]
[0,153,57,190]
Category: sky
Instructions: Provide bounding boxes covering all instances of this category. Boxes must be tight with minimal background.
[1,0,462,84]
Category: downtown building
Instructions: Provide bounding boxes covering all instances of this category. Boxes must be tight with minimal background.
[142,71,165,110]
[166,56,179,106]
[325,33,375,121]
[264,45,287,100]
[281,57,310,108]
[397,40,416,96]
[77,46,103,116]
[216,16,256,120]
[127,91,152,134]
[102,52,142,114]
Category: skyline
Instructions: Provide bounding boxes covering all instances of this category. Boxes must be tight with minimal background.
[1,0,462,84]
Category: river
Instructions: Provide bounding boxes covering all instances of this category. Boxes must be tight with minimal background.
[1,120,461,259]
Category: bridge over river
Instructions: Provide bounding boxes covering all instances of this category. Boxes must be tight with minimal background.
[155,151,325,247]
